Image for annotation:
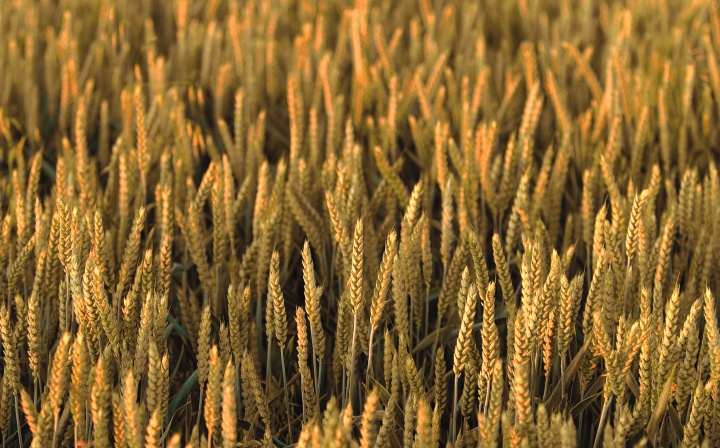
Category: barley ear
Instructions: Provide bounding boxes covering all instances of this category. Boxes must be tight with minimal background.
[269,250,288,348]
[204,345,222,446]
[197,305,212,386]
[296,307,317,421]
[70,330,89,441]
[91,353,111,448]
[221,361,238,448]
[19,388,38,437]
[453,282,478,376]
[370,232,397,333]
[359,390,379,448]
[302,240,326,362]
[479,281,498,399]
[123,370,142,448]
[47,332,72,424]
[415,397,432,448]
[349,218,364,316]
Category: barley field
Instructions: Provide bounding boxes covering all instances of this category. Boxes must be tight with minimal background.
[0,0,719,446]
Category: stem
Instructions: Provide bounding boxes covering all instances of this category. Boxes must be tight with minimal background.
[300,384,307,426]
[431,264,448,360]
[310,331,318,396]
[196,389,204,434]
[141,173,147,207]
[424,288,430,342]
[366,327,375,380]
[622,259,632,316]
[215,264,221,318]
[51,412,57,447]
[265,335,273,401]
[349,314,358,411]
[431,314,442,365]
[593,394,613,448]
[85,406,90,447]
[533,349,540,394]
[328,246,337,308]
[483,373,492,414]
[543,369,551,402]
[15,395,24,448]
[340,364,347,409]
[317,360,323,407]
[279,348,294,440]
[560,355,567,401]
[452,374,459,443]
[65,272,70,331]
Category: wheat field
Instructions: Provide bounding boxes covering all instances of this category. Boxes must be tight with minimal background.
[0,0,719,446]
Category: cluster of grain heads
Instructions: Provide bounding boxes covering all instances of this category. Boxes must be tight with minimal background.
[1,0,720,446]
